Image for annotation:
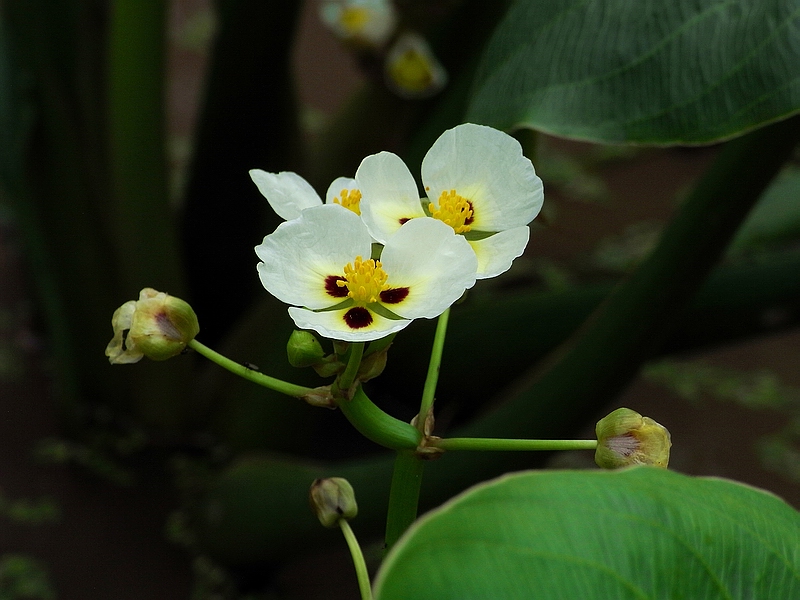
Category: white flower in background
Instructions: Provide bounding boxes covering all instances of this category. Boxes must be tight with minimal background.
[385,32,447,99]
[357,123,544,279]
[255,204,477,342]
[320,0,397,48]
[249,170,362,220]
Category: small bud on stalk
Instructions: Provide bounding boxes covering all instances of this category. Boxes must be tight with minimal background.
[309,477,358,528]
[105,288,199,364]
[287,330,327,367]
[595,407,671,469]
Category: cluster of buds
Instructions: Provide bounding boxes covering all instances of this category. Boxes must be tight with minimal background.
[105,288,199,364]
[287,330,389,383]
[595,407,672,469]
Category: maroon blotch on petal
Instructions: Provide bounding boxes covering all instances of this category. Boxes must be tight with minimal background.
[343,306,373,329]
[380,287,409,304]
[324,275,349,298]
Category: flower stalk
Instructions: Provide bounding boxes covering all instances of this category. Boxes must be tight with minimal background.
[187,339,312,398]
[431,437,597,452]
[340,519,373,600]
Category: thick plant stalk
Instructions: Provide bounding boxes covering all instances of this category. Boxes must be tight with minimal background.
[107,1,191,426]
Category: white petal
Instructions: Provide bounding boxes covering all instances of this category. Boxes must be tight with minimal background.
[380,217,477,319]
[324,177,358,204]
[421,123,544,231]
[255,205,372,309]
[289,306,411,342]
[468,226,530,279]
[249,169,322,221]
[356,152,426,243]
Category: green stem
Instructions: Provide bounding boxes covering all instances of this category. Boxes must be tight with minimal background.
[188,339,312,397]
[417,307,451,433]
[339,519,373,600]
[339,341,365,391]
[433,438,597,452]
[337,387,421,450]
[384,450,425,551]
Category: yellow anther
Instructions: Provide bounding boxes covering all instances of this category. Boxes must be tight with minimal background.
[430,189,473,233]
[333,188,362,215]
[337,256,389,304]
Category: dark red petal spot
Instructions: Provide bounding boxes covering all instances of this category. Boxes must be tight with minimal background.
[398,218,410,225]
[465,200,475,226]
[324,275,348,298]
[343,306,373,329]
[380,287,409,304]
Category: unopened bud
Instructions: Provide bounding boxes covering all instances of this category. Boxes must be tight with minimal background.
[105,288,199,364]
[309,477,358,528]
[595,407,671,469]
[287,330,326,367]
[356,347,388,382]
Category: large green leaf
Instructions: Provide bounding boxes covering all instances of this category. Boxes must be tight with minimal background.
[467,0,800,144]
[374,468,800,599]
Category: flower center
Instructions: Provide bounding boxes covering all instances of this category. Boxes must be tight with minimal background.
[337,256,389,304]
[388,49,434,93]
[332,188,362,215]
[339,7,370,34]
[430,190,474,234]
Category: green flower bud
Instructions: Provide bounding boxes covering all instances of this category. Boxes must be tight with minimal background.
[105,288,199,364]
[287,330,326,367]
[356,347,388,382]
[309,477,358,528]
[595,407,671,469]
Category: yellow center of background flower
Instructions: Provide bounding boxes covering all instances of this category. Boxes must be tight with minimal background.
[338,256,389,304]
[387,49,434,93]
[431,189,473,233]
[339,7,370,34]
[333,188,363,215]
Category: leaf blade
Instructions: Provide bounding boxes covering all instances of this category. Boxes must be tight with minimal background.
[374,468,800,599]
[467,0,800,144]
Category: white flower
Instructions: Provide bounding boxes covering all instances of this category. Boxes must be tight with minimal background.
[357,123,544,279]
[320,0,397,48]
[255,204,477,342]
[385,32,447,99]
[249,170,362,220]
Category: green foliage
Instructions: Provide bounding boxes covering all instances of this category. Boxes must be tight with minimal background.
[0,493,59,526]
[468,0,800,144]
[374,467,800,599]
[0,555,55,600]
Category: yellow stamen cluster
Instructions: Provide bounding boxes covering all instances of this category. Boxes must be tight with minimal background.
[338,256,389,304]
[431,189,473,233]
[339,7,370,34]
[333,188,363,215]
